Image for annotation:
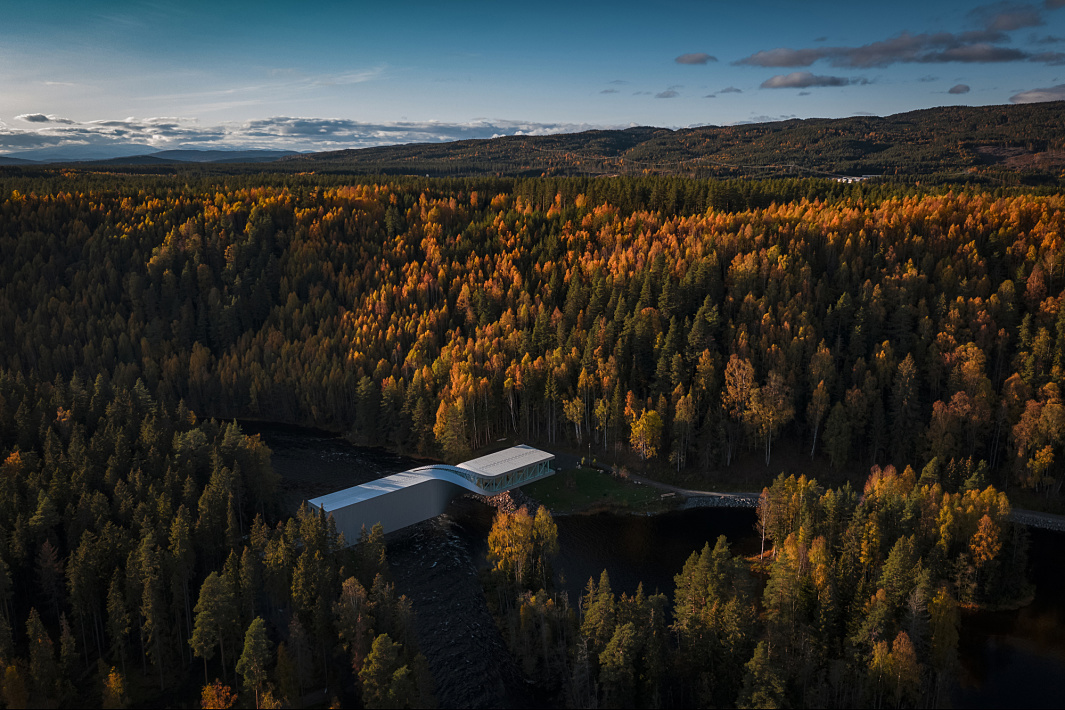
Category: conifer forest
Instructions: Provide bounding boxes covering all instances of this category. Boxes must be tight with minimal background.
[0,171,1062,708]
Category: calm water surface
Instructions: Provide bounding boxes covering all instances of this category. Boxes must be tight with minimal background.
[248,423,1065,708]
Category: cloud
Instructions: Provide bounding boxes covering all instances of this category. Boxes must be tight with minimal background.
[309,69,383,87]
[918,75,939,81]
[760,72,856,88]
[600,88,620,94]
[1048,0,1065,8]
[1030,50,1065,63]
[737,48,827,67]
[948,83,972,93]
[675,52,717,65]
[928,43,1028,62]
[1010,82,1065,101]
[814,36,828,42]
[655,89,680,98]
[719,86,743,93]
[798,91,811,96]
[1032,33,1064,42]
[969,2,1045,31]
[704,94,716,98]
[731,114,797,125]
[736,28,1060,69]
[609,79,629,85]
[16,113,76,125]
[139,67,387,109]
[0,115,615,155]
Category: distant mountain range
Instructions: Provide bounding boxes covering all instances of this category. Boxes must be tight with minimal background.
[3,102,1064,180]
[0,147,301,165]
[279,102,1065,180]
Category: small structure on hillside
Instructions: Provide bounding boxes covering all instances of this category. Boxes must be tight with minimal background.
[307,444,554,537]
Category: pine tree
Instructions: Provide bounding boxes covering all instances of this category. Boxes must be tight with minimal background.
[107,573,131,676]
[598,622,637,709]
[58,614,77,700]
[191,572,237,683]
[274,642,298,705]
[929,586,959,704]
[581,570,616,656]
[737,640,785,709]
[359,633,408,710]
[239,546,262,624]
[26,608,56,700]
[2,664,29,709]
[169,505,196,650]
[236,617,272,709]
[138,535,168,689]
[891,354,921,464]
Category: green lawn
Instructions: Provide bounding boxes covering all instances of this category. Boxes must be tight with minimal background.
[522,466,677,514]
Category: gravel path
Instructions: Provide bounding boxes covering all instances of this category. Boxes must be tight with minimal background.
[623,473,1065,529]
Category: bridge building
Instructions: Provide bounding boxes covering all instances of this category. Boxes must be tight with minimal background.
[307,445,554,538]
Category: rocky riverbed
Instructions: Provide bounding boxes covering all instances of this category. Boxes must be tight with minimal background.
[1010,508,1065,532]
[681,493,759,509]
[386,502,538,709]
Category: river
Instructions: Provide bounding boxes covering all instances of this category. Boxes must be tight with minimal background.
[243,422,1065,708]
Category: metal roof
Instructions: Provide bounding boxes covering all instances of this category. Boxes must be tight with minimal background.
[309,471,433,511]
[456,444,554,478]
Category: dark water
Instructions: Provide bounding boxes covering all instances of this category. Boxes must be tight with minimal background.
[552,509,762,602]
[248,423,1065,708]
[239,421,427,510]
[953,527,1065,708]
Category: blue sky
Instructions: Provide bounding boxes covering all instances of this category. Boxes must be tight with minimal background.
[2,0,1064,155]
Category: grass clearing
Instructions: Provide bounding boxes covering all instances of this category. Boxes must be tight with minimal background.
[523,466,677,514]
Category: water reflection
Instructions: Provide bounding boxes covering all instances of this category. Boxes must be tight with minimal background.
[552,509,761,604]
[954,527,1065,708]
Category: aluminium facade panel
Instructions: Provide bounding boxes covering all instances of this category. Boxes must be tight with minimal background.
[306,445,556,540]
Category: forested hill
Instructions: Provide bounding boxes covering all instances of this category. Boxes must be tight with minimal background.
[283,102,1065,181]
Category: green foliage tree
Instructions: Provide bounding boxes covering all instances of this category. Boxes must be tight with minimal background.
[190,572,237,683]
[359,633,418,709]
[236,617,272,709]
[737,641,785,709]
[26,608,56,701]
[598,622,636,708]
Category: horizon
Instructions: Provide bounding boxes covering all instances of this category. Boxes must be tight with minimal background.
[3,0,1065,159]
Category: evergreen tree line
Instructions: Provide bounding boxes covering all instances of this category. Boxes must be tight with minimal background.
[484,468,1025,709]
[0,371,431,708]
[1,177,1064,501]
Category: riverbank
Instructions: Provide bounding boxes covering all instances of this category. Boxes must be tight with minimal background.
[525,464,1065,535]
[241,419,1065,532]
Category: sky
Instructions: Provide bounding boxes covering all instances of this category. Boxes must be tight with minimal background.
[2,0,1064,157]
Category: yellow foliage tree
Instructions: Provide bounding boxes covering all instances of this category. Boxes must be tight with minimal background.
[102,667,126,709]
[201,679,238,710]
[629,409,663,461]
